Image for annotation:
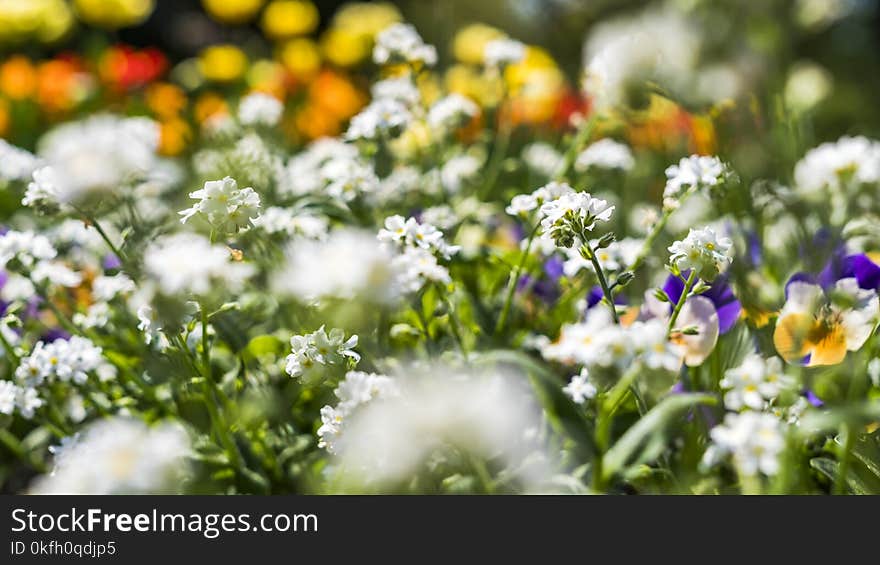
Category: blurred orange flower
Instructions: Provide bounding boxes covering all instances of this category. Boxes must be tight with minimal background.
[146,82,187,119]
[0,56,37,100]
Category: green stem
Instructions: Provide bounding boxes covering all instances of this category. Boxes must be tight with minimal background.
[553,114,597,182]
[495,222,539,334]
[73,207,126,262]
[584,240,619,324]
[439,286,468,361]
[0,325,19,365]
[480,92,513,199]
[199,305,244,472]
[833,423,855,495]
[667,270,697,336]
[629,212,670,275]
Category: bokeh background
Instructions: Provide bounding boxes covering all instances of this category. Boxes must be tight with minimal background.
[0,0,879,209]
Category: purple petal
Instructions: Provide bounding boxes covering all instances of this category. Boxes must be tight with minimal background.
[848,254,880,291]
[803,389,824,407]
[662,272,740,333]
[41,328,71,342]
[103,253,123,270]
[543,256,564,281]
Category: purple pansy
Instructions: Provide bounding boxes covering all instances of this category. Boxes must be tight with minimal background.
[662,271,741,334]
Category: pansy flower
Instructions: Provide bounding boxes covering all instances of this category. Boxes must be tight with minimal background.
[774,278,878,366]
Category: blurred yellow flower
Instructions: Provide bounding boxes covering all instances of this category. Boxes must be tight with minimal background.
[145,82,187,120]
[201,0,264,24]
[199,45,248,83]
[158,118,191,156]
[445,64,501,107]
[452,23,504,65]
[74,0,154,29]
[0,0,73,44]
[321,28,370,68]
[261,0,318,40]
[279,38,322,80]
[389,120,433,161]
[0,56,37,100]
[331,2,400,39]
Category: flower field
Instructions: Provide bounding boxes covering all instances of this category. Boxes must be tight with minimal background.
[1,0,880,495]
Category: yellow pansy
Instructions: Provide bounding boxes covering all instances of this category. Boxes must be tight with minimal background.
[279,38,322,80]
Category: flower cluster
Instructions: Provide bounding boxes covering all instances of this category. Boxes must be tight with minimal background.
[285,326,360,384]
[179,176,262,233]
[317,370,398,453]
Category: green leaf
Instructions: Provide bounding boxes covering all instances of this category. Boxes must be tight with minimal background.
[808,457,877,495]
[245,334,285,358]
[602,393,716,481]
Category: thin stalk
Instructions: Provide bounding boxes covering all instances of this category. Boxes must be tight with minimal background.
[439,286,469,361]
[73,206,126,262]
[584,240,619,324]
[495,222,539,334]
[0,326,19,364]
[667,270,697,336]
[629,212,671,275]
[199,305,244,472]
[553,114,597,182]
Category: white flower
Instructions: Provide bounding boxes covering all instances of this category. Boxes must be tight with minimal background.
[542,308,617,366]
[427,94,479,131]
[23,166,63,213]
[317,370,398,453]
[16,387,43,419]
[667,226,733,281]
[143,233,254,297]
[237,92,283,127]
[285,326,359,384]
[522,142,563,177]
[0,139,40,183]
[631,319,684,371]
[15,336,104,388]
[321,156,380,201]
[506,194,539,218]
[92,273,136,302]
[346,98,412,141]
[0,230,57,270]
[794,135,880,197]
[575,139,635,172]
[483,38,526,68]
[582,8,700,112]
[254,207,329,239]
[278,138,359,197]
[391,246,452,293]
[706,412,785,477]
[373,23,437,67]
[35,114,160,202]
[0,381,18,415]
[539,191,615,248]
[720,354,794,411]
[439,154,481,193]
[420,205,458,230]
[271,229,397,303]
[371,76,421,107]
[179,176,262,233]
[563,368,597,404]
[663,155,728,210]
[30,417,190,494]
[378,215,459,259]
[31,261,81,287]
